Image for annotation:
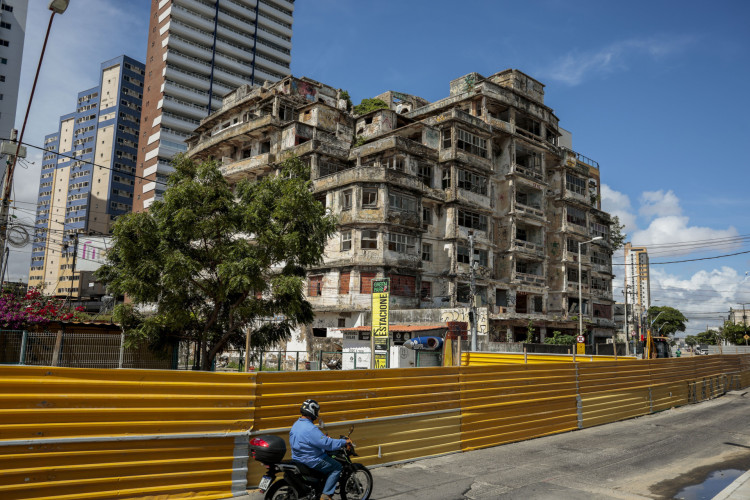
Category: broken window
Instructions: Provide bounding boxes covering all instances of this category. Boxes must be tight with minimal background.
[567,267,588,283]
[422,243,432,262]
[260,141,271,154]
[420,281,432,300]
[422,206,433,226]
[319,160,352,177]
[592,251,609,266]
[457,283,471,303]
[362,188,378,208]
[341,189,352,210]
[418,162,433,187]
[457,169,488,195]
[516,145,542,171]
[517,227,528,242]
[386,156,406,172]
[340,231,351,251]
[566,206,586,227]
[315,193,326,207]
[516,115,541,136]
[442,168,451,189]
[566,174,586,196]
[387,232,417,253]
[458,246,487,266]
[458,210,488,231]
[516,292,528,313]
[567,238,586,254]
[456,128,487,158]
[389,192,417,212]
[313,328,327,337]
[533,296,544,313]
[279,105,294,121]
[361,230,378,249]
[590,222,608,239]
[442,128,452,149]
[496,289,508,307]
[591,277,609,291]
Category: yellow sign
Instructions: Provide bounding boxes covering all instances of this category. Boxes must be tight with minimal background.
[443,337,453,367]
[371,279,390,352]
[576,342,585,354]
[374,353,387,369]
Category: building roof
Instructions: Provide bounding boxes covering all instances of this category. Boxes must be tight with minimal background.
[340,324,446,333]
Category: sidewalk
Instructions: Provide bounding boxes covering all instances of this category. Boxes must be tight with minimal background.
[715,470,750,500]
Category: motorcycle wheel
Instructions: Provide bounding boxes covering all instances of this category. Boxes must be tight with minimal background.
[340,463,373,500]
[264,478,300,500]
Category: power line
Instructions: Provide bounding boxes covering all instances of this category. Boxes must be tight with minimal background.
[613,249,750,265]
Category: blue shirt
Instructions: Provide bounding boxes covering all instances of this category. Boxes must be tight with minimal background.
[289,417,347,466]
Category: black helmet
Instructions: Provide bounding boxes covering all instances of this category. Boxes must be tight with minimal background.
[300,399,320,420]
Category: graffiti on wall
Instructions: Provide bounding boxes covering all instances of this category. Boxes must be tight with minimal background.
[291,80,317,101]
[441,308,489,334]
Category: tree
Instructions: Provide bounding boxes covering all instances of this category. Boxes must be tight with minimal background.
[0,288,86,329]
[353,98,389,115]
[97,154,338,370]
[684,335,697,347]
[695,330,718,345]
[544,330,576,346]
[720,321,748,345]
[608,215,626,252]
[646,306,687,337]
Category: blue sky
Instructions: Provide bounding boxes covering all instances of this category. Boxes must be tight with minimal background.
[11,0,750,335]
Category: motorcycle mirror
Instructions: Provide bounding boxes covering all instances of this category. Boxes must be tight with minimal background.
[348,425,354,437]
[318,419,326,430]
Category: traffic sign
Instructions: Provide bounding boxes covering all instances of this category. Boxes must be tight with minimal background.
[744,334,749,340]
[576,335,585,343]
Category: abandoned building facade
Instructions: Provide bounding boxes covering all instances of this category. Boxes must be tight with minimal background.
[186,69,616,346]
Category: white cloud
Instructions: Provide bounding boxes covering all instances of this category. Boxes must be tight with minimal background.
[543,35,694,86]
[638,190,682,219]
[601,184,636,232]
[632,216,738,252]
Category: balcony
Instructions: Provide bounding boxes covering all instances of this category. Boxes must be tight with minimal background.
[511,239,545,258]
[220,152,275,182]
[513,202,545,221]
[510,162,544,183]
[513,272,545,287]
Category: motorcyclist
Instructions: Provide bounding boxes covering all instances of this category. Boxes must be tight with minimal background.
[289,399,351,500]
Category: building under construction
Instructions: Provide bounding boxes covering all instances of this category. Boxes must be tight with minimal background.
[186,69,616,347]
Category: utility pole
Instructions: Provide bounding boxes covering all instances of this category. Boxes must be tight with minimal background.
[623,286,629,356]
[66,232,79,311]
[469,230,477,351]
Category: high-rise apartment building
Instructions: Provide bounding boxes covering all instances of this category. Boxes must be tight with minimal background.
[28,56,144,297]
[186,70,617,345]
[133,0,294,211]
[0,0,27,182]
[624,242,650,324]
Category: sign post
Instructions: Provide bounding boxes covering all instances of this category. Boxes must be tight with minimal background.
[576,335,585,355]
[370,278,390,369]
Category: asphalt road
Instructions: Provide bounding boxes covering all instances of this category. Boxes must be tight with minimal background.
[243,389,750,499]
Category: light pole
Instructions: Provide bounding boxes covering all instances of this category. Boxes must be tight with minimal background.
[0,0,69,273]
[578,236,603,341]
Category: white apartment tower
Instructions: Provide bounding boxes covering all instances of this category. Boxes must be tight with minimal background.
[624,242,650,320]
[133,0,294,211]
[0,0,27,182]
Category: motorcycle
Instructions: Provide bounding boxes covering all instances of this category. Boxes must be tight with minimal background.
[249,423,373,500]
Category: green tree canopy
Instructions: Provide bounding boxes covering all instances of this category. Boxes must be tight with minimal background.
[684,335,697,347]
[647,306,688,337]
[608,215,627,252]
[353,98,389,115]
[695,330,718,345]
[97,154,337,370]
[720,320,749,345]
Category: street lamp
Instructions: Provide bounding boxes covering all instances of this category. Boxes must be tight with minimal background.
[578,236,603,340]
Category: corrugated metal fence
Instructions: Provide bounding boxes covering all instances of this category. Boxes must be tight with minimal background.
[1,355,749,499]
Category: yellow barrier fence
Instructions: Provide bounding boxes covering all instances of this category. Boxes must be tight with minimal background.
[2,354,750,499]
[462,351,637,365]
[0,366,256,500]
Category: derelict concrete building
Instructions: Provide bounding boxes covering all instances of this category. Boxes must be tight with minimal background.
[186,69,616,346]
